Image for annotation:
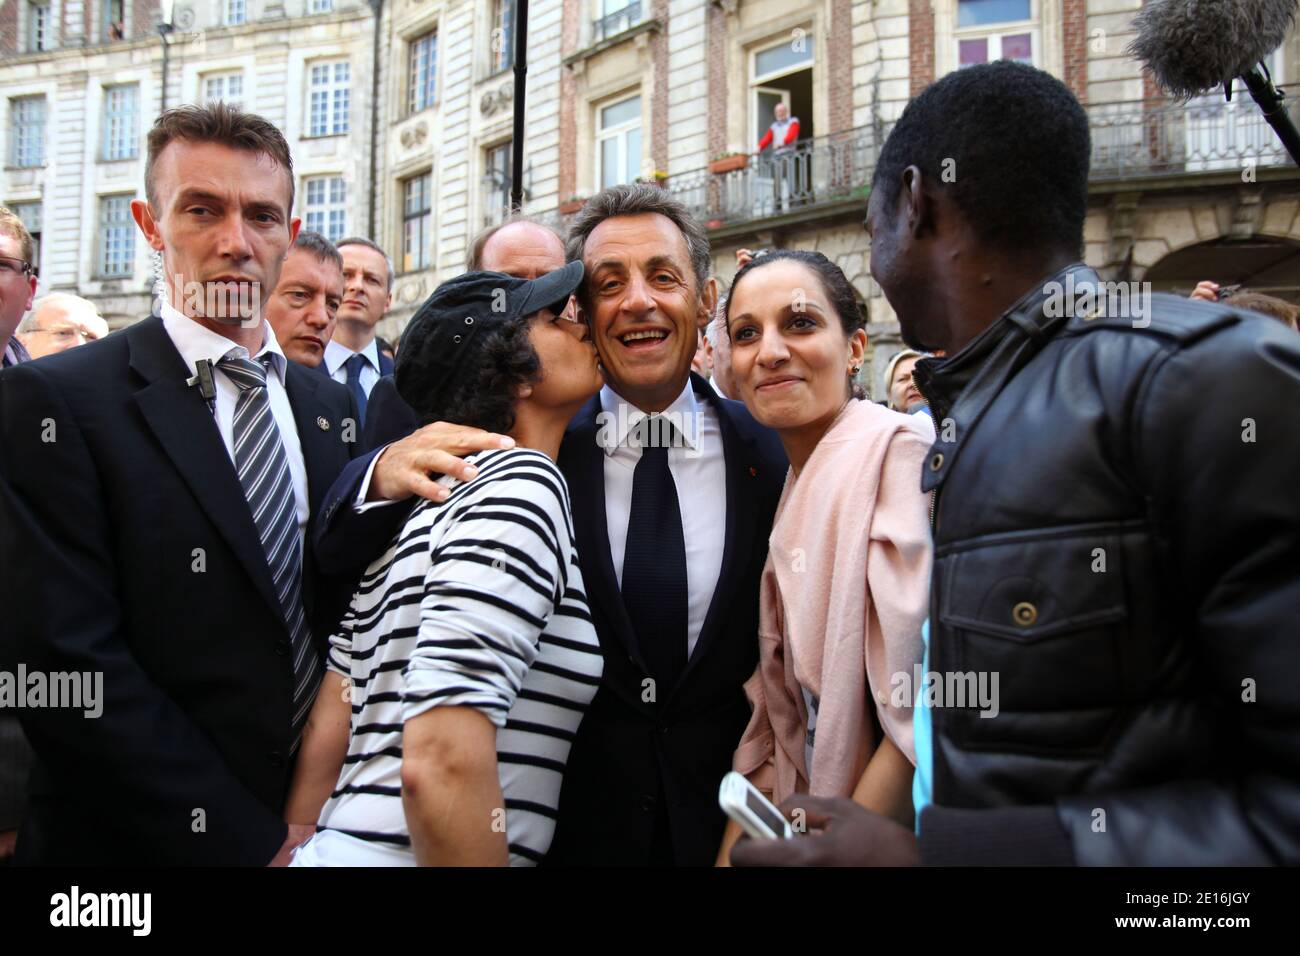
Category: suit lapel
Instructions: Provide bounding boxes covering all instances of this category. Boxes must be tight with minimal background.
[128,316,285,624]
[559,398,645,671]
[675,374,764,692]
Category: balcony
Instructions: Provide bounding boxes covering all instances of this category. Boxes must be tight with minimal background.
[646,98,1298,234]
[1089,97,1297,183]
[592,1,643,44]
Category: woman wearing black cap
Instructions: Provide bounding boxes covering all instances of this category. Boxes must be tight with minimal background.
[283,263,605,866]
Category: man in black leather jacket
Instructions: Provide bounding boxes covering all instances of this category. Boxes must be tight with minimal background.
[732,61,1300,866]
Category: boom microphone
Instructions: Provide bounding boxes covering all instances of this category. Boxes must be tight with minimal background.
[1129,0,1300,164]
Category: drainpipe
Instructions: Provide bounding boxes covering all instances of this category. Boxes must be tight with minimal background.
[511,0,529,212]
[367,0,384,238]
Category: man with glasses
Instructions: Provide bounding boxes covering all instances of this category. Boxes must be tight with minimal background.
[0,206,38,369]
[16,294,109,360]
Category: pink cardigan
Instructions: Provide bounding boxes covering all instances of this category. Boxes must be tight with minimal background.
[732,399,934,803]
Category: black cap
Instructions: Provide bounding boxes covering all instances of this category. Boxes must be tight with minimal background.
[395,261,585,416]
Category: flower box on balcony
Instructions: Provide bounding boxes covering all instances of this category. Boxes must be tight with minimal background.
[558,197,587,215]
[709,154,748,175]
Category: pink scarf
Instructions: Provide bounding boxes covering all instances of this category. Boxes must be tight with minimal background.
[732,399,933,802]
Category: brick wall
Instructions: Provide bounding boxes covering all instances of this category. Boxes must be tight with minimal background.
[1063,0,1087,102]
[558,0,577,201]
[131,0,159,41]
[1,0,20,55]
[907,0,933,98]
[706,0,726,160]
[651,0,669,173]
[828,0,852,133]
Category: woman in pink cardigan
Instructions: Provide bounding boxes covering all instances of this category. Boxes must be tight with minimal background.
[716,250,933,865]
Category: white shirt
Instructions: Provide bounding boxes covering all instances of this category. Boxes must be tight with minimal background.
[600,380,726,659]
[323,338,382,399]
[160,301,310,547]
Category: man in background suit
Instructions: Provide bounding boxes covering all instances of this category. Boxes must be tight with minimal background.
[315,185,787,865]
[0,204,38,863]
[318,237,396,428]
[266,230,344,369]
[0,104,360,864]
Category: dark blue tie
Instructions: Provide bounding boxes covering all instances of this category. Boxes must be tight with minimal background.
[621,418,688,701]
[344,352,368,426]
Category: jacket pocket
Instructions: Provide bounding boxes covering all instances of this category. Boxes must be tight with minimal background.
[934,523,1141,752]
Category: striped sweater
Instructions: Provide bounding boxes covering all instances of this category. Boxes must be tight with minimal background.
[312,447,602,865]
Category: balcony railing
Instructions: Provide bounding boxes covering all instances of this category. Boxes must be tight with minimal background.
[1089,97,1296,179]
[664,126,886,227]
[647,98,1297,230]
[592,1,642,44]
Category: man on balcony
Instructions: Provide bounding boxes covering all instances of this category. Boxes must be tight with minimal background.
[755,103,801,215]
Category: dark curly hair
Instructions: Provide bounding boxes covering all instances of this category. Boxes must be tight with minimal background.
[723,249,867,399]
[871,60,1090,258]
[404,317,541,435]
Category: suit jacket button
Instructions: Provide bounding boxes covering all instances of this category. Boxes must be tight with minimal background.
[640,794,657,812]
[275,640,291,656]
[267,750,284,767]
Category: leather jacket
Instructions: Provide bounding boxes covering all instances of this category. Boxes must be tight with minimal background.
[912,264,1300,865]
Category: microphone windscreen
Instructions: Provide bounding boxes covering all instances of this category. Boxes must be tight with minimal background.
[1128,0,1299,98]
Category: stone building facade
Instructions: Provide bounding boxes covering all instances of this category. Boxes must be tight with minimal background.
[0,0,377,326]
[5,1,1300,398]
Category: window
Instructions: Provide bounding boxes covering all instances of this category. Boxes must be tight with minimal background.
[9,97,46,168]
[98,195,135,277]
[10,202,42,272]
[102,0,125,42]
[401,172,432,272]
[28,1,53,52]
[222,0,246,27]
[593,0,641,43]
[309,0,333,11]
[102,85,139,161]
[597,95,641,190]
[482,140,512,227]
[753,38,813,80]
[304,175,347,241]
[958,0,1031,27]
[750,33,815,146]
[203,72,244,107]
[408,32,438,114]
[491,0,515,74]
[955,0,1036,67]
[308,61,350,136]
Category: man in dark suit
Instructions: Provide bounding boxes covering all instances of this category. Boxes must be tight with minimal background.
[317,237,396,429]
[315,186,787,865]
[0,104,361,865]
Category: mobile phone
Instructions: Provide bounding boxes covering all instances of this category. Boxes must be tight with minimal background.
[718,771,793,840]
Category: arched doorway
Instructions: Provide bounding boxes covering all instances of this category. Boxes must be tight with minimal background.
[1143,236,1300,303]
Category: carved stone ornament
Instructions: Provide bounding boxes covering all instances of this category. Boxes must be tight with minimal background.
[480,82,515,117]
[400,122,429,149]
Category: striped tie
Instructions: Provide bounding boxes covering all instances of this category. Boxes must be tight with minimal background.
[217,352,322,751]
